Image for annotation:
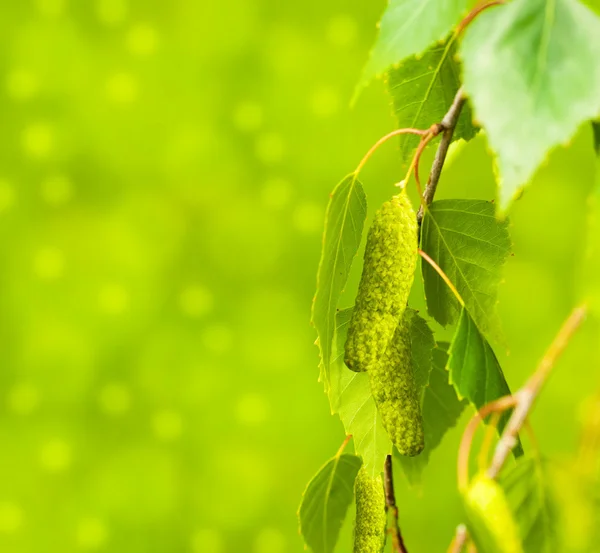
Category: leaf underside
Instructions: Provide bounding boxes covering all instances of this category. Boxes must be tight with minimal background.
[312,176,367,392]
[461,0,600,211]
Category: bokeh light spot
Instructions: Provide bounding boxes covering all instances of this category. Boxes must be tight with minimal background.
[33,247,64,279]
[253,527,286,553]
[96,0,128,26]
[191,528,223,553]
[201,324,233,354]
[76,517,108,549]
[260,178,292,210]
[233,102,263,133]
[40,439,72,473]
[0,502,23,534]
[255,133,285,165]
[99,383,131,416]
[6,70,39,101]
[179,285,213,318]
[41,174,73,206]
[127,23,158,56]
[98,284,129,315]
[152,410,183,441]
[22,123,54,159]
[106,73,138,104]
[236,394,269,426]
[327,14,358,47]
[310,86,340,118]
[7,383,39,415]
[0,180,15,212]
[292,202,322,234]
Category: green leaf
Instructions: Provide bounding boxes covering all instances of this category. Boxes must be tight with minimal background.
[420,199,511,342]
[387,37,476,167]
[499,457,557,553]
[448,309,522,456]
[329,308,392,477]
[298,453,362,553]
[463,473,525,553]
[359,0,473,89]
[312,175,367,392]
[407,309,436,399]
[593,121,600,155]
[460,0,600,211]
[329,308,434,477]
[396,342,467,485]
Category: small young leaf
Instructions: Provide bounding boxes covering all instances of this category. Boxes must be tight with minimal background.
[329,308,392,477]
[395,343,467,485]
[359,0,473,89]
[463,472,525,553]
[387,37,476,167]
[420,199,511,342]
[298,453,362,553]
[460,0,600,211]
[312,176,367,392]
[499,457,558,553]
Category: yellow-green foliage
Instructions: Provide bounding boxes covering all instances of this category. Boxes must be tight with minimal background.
[466,473,524,553]
[344,192,418,372]
[353,467,386,553]
[369,310,424,457]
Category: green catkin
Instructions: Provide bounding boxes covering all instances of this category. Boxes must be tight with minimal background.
[353,467,386,553]
[344,192,418,373]
[465,473,524,553]
[369,310,424,456]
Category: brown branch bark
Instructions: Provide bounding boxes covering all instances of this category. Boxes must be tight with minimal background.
[384,455,409,553]
[417,87,467,224]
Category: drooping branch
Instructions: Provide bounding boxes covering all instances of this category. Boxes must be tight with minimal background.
[487,304,587,478]
[449,304,587,549]
[384,455,409,553]
[417,87,466,224]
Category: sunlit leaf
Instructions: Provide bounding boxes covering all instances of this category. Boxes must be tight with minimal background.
[312,176,367,392]
[329,308,392,477]
[499,457,558,553]
[395,342,467,485]
[461,0,600,211]
[420,199,511,342]
[387,37,476,167]
[298,453,362,553]
[447,309,521,455]
[359,0,473,89]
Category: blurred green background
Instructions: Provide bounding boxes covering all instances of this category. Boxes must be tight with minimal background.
[0,1,598,552]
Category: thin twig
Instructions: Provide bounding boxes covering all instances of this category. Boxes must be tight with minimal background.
[417,87,466,224]
[384,455,409,553]
[447,525,468,553]
[487,304,587,478]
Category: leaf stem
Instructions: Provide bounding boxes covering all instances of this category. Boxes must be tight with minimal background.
[418,249,465,307]
[383,455,409,553]
[455,1,506,36]
[354,128,428,176]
